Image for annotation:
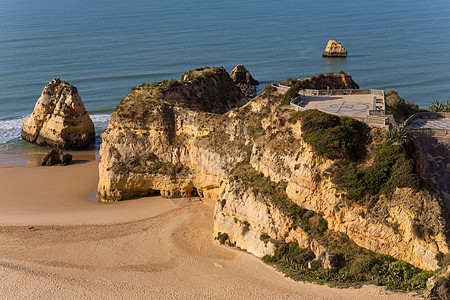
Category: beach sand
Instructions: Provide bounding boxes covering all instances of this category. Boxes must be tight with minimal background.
[0,156,420,299]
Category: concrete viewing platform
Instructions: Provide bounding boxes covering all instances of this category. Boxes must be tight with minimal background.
[298,94,377,118]
[280,86,392,129]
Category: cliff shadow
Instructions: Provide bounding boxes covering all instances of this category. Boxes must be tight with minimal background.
[414,135,450,214]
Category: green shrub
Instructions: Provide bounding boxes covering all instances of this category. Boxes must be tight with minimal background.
[385,125,410,143]
[299,110,365,160]
[350,255,380,275]
[216,232,229,245]
[383,156,422,197]
[318,217,328,234]
[263,239,433,292]
[282,80,306,105]
[264,242,315,267]
[332,143,420,202]
[264,84,277,94]
[385,89,420,122]
[429,100,450,112]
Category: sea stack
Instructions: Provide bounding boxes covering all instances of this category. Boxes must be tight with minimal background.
[229,65,259,85]
[21,78,95,150]
[322,40,348,58]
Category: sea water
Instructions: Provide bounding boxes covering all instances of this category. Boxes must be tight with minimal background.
[0,0,449,152]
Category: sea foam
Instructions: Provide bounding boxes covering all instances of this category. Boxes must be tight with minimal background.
[0,114,110,145]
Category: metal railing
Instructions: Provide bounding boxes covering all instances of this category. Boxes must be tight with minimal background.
[303,89,384,96]
[404,112,450,126]
[407,128,450,136]
[271,83,291,93]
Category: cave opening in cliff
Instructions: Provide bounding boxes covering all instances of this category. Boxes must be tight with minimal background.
[191,187,201,198]
[148,190,161,197]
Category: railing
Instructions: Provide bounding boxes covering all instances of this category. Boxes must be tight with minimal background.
[271,83,291,93]
[290,101,390,129]
[369,110,387,116]
[303,89,384,96]
[404,112,450,126]
[404,112,450,136]
[407,128,450,136]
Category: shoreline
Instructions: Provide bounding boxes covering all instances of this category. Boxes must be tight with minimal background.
[0,155,420,299]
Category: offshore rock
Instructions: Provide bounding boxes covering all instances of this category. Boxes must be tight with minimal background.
[41,149,72,166]
[21,78,95,149]
[322,40,348,58]
[229,65,259,85]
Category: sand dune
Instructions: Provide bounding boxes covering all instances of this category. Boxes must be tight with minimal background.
[0,159,419,299]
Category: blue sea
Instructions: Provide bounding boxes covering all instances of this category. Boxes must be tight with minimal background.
[1,0,449,154]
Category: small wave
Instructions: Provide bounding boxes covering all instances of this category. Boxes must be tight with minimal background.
[90,113,111,130]
[0,114,110,145]
[0,115,27,144]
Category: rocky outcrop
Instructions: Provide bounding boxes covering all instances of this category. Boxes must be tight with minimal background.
[301,71,359,89]
[98,68,449,271]
[21,78,95,149]
[229,65,259,98]
[229,65,259,85]
[322,40,348,58]
[41,149,72,166]
[423,266,450,299]
[98,67,246,201]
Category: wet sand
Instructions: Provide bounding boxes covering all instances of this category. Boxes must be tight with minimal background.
[0,157,420,299]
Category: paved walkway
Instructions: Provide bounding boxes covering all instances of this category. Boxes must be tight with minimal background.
[407,118,450,130]
[297,94,376,118]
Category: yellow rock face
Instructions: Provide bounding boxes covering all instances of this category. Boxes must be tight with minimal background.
[322,40,348,57]
[21,78,95,149]
[98,70,448,270]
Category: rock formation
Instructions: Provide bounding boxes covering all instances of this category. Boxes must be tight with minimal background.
[21,78,95,149]
[98,69,449,272]
[229,65,259,85]
[300,71,359,89]
[229,65,259,98]
[423,265,450,299]
[41,149,72,166]
[322,40,348,58]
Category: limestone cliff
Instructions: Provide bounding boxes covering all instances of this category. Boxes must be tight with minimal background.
[21,78,95,149]
[98,69,449,271]
[322,40,348,57]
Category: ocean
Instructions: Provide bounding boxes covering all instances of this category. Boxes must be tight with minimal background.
[1,0,449,155]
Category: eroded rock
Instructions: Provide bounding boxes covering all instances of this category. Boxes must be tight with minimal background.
[322,40,348,58]
[41,149,72,166]
[229,65,259,85]
[423,266,450,299]
[97,69,449,271]
[21,78,95,149]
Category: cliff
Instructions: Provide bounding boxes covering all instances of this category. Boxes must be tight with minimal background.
[98,68,449,273]
[21,78,95,149]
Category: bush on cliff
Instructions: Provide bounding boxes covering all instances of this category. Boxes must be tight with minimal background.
[385,89,420,122]
[282,80,307,105]
[263,240,433,291]
[332,142,422,202]
[293,109,365,161]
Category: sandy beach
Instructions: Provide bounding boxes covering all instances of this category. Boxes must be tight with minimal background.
[0,155,420,299]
